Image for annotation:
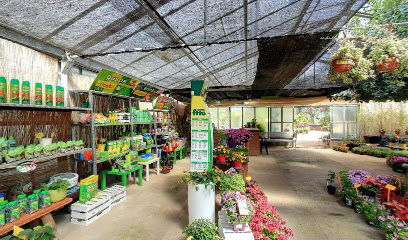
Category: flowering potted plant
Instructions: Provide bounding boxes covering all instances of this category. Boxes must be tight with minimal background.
[405,128,408,135]
[327,40,373,84]
[379,129,387,135]
[224,128,253,148]
[221,191,252,232]
[342,135,363,150]
[360,200,389,227]
[182,218,221,240]
[213,145,229,163]
[219,170,246,193]
[229,152,246,168]
[395,129,401,135]
[178,167,223,191]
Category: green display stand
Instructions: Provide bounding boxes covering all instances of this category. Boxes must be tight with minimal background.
[101,165,142,190]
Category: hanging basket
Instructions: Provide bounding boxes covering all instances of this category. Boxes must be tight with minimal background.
[332,58,353,73]
[377,56,399,72]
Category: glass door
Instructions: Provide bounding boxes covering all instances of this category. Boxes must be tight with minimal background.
[330,105,358,139]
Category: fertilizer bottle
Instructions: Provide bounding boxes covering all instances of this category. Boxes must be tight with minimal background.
[21,81,30,104]
[0,77,6,103]
[10,79,19,104]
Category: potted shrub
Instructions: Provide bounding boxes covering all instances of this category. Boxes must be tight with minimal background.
[327,171,336,195]
[41,179,70,203]
[405,128,408,135]
[400,138,408,148]
[368,35,405,72]
[160,151,174,173]
[395,129,401,135]
[342,135,362,150]
[327,40,373,84]
[229,152,246,168]
[213,145,229,163]
[250,118,257,128]
[215,130,228,146]
[387,135,398,146]
[183,218,221,240]
[379,129,386,136]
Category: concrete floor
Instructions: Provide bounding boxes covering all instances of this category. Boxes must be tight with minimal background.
[55,146,399,240]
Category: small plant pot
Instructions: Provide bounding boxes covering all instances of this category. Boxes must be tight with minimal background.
[344,198,353,206]
[97,144,106,152]
[161,167,171,174]
[395,131,401,135]
[233,223,246,232]
[228,141,236,148]
[327,185,336,195]
[380,132,386,136]
[49,188,67,202]
[252,123,257,128]
[354,204,362,214]
[217,155,227,163]
[377,56,399,72]
[332,58,353,73]
[405,131,408,135]
[233,161,243,168]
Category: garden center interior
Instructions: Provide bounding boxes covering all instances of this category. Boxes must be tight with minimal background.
[1,0,408,239]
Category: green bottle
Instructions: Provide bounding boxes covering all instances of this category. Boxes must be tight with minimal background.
[45,84,53,106]
[35,83,42,105]
[10,79,19,104]
[0,77,6,103]
[22,81,30,104]
[56,86,64,107]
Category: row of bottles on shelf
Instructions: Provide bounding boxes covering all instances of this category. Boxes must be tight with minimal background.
[76,108,154,125]
[0,77,64,106]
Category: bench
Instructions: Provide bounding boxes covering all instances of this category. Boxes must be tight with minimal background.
[259,132,297,154]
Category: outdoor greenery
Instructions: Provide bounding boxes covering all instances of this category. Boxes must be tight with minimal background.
[219,170,246,193]
[0,224,55,240]
[342,135,363,145]
[352,146,408,158]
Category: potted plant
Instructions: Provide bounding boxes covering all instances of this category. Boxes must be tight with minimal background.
[379,129,386,135]
[229,152,246,168]
[221,191,252,232]
[224,128,253,149]
[160,152,174,174]
[215,130,228,146]
[405,128,408,135]
[327,171,337,195]
[178,167,223,191]
[250,118,257,128]
[339,187,356,206]
[182,218,221,240]
[219,170,246,193]
[327,39,373,84]
[342,135,362,150]
[387,135,398,146]
[41,179,70,203]
[213,145,229,164]
[395,129,401,135]
[360,200,389,227]
[1,223,56,240]
[368,35,405,73]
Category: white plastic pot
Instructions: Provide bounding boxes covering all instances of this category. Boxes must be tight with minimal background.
[39,138,52,147]
[188,183,215,224]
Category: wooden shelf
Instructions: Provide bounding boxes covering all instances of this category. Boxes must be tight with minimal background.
[0,148,92,170]
[0,103,90,111]
[72,122,154,127]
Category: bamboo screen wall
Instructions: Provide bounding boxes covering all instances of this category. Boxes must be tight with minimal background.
[0,38,58,104]
[359,102,408,137]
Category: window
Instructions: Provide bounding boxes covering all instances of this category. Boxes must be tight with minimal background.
[255,107,268,132]
[270,107,294,132]
[209,107,218,129]
[243,107,254,126]
[218,107,230,129]
[231,107,242,128]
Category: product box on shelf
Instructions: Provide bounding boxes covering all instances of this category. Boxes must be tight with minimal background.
[79,175,99,203]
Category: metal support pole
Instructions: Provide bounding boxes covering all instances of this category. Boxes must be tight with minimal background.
[89,92,96,175]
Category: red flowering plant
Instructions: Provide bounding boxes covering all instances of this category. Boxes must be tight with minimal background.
[246,187,293,240]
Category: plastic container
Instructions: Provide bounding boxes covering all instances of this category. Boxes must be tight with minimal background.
[10,79,19,104]
[39,138,52,147]
[45,84,53,106]
[35,83,42,105]
[6,201,20,222]
[0,205,5,227]
[0,77,6,103]
[56,86,64,107]
[27,194,38,214]
[17,194,27,214]
[22,81,30,104]
[8,136,16,149]
[39,190,51,208]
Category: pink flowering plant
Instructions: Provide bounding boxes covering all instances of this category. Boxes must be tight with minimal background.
[246,187,293,240]
[225,128,253,143]
[379,215,408,240]
[221,191,253,225]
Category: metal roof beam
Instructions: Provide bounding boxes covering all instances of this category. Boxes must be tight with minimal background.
[290,0,314,34]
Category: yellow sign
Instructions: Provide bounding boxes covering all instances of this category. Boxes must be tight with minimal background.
[385,184,396,191]
[13,225,27,240]
[35,133,44,139]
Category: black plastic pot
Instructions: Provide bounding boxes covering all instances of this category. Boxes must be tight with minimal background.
[363,136,381,144]
[327,185,336,195]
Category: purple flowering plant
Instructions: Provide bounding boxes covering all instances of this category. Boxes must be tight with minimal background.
[348,170,373,185]
[225,128,253,143]
[221,191,253,224]
[392,156,408,164]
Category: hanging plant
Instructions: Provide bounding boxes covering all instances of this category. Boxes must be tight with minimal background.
[327,40,373,84]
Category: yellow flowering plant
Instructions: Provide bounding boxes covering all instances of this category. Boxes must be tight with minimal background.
[183,218,222,240]
[214,145,229,156]
[178,167,223,191]
[229,152,246,163]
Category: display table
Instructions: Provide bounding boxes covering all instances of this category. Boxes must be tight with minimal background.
[0,197,73,236]
[101,165,142,190]
[138,158,160,181]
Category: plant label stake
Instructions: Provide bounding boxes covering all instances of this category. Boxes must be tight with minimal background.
[385,184,397,202]
[354,183,361,196]
[337,175,342,190]
[396,176,402,194]
[50,132,55,138]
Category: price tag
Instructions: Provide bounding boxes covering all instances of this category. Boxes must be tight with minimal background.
[237,200,250,215]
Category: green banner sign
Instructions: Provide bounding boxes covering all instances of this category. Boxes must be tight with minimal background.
[90,69,139,96]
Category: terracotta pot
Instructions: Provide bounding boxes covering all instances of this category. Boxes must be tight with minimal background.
[377,56,399,72]
[217,155,226,163]
[332,58,353,73]
[405,131,408,135]
[380,132,386,136]
[252,123,257,128]
[233,161,243,168]
[395,131,401,135]
[161,167,171,174]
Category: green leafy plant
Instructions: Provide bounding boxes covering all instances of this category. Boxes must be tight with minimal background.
[182,218,221,240]
[215,130,228,142]
[178,167,223,191]
[342,135,363,145]
[41,179,70,191]
[256,123,266,132]
[327,171,336,185]
[229,151,246,163]
[379,129,386,133]
[360,200,390,226]
[219,172,246,193]
[327,40,373,84]
[322,125,330,131]
[0,224,56,240]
